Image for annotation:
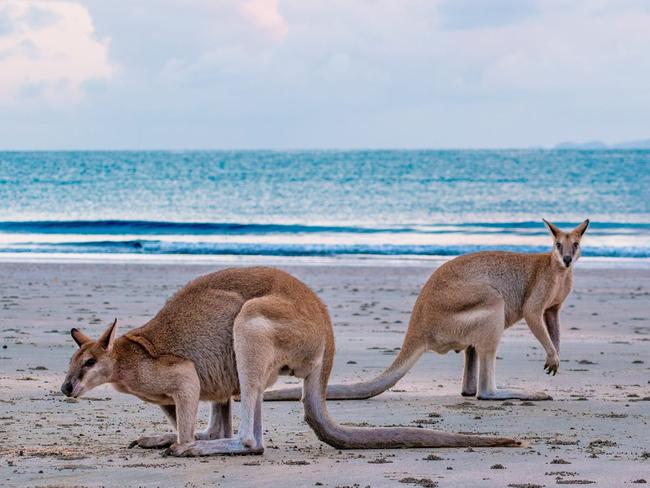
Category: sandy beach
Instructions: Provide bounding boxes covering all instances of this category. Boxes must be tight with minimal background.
[1,258,648,487]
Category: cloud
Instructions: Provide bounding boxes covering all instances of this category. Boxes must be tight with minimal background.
[2,0,650,148]
[239,0,288,41]
[0,0,113,106]
[428,1,650,97]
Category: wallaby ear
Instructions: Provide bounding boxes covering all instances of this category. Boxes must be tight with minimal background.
[542,219,562,239]
[98,318,118,352]
[71,328,91,348]
[573,219,590,238]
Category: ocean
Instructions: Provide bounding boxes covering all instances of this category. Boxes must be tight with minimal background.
[1,150,648,260]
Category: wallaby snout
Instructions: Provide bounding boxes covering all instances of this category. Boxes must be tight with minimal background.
[61,381,74,397]
[562,256,572,267]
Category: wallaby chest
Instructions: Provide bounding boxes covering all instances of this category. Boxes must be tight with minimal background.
[547,272,573,309]
[111,381,174,405]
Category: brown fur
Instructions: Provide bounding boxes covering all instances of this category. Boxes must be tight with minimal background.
[265,219,589,402]
[61,267,520,456]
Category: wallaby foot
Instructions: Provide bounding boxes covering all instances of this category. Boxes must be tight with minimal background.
[163,438,264,457]
[129,433,177,449]
[477,389,552,401]
[477,347,552,401]
[130,428,231,449]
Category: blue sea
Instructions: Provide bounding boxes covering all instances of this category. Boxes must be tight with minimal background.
[0,150,648,260]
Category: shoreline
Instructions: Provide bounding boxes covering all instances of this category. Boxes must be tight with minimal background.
[0,251,649,269]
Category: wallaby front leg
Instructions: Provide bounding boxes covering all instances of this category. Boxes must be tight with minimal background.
[196,399,233,440]
[461,346,478,397]
[129,404,178,449]
[164,387,201,456]
[544,307,560,353]
[160,404,177,426]
[477,349,552,401]
[162,363,202,457]
[174,388,200,445]
[524,309,560,375]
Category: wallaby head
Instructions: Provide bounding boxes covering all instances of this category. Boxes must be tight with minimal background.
[543,219,590,269]
[61,319,118,398]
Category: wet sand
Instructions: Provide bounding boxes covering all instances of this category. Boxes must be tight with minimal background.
[1,259,648,487]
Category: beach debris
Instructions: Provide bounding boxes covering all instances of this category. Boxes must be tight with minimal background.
[550,458,571,464]
[399,477,437,487]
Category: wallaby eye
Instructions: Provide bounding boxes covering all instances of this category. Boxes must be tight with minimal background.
[556,242,562,250]
[573,242,579,249]
[83,358,97,368]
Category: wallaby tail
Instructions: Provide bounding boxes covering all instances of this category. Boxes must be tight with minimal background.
[265,332,425,401]
[302,340,521,449]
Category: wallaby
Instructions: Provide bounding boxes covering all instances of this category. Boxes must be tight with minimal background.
[61,267,519,456]
[265,219,589,403]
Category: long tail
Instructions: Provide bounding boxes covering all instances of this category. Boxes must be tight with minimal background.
[302,340,521,449]
[265,332,425,401]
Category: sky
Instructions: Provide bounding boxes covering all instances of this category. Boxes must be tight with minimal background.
[0,0,649,150]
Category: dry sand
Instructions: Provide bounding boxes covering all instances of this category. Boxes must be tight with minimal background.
[0,258,648,487]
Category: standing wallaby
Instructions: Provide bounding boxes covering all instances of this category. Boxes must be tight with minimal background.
[265,219,589,402]
[61,267,519,457]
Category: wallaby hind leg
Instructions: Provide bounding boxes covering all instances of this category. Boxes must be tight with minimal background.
[476,347,552,401]
[196,400,233,440]
[235,371,265,452]
[461,346,478,397]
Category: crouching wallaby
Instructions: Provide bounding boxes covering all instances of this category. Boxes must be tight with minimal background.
[61,267,519,457]
[265,219,589,403]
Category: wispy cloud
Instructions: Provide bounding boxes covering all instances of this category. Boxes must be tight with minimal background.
[240,0,288,41]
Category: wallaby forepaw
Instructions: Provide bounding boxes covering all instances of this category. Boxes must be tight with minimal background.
[544,354,560,375]
[195,429,221,441]
[130,433,177,449]
[163,442,192,457]
[544,364,558,375]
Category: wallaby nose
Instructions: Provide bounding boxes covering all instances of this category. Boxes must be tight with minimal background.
[563,256,572,267]
[61,381,73,397]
